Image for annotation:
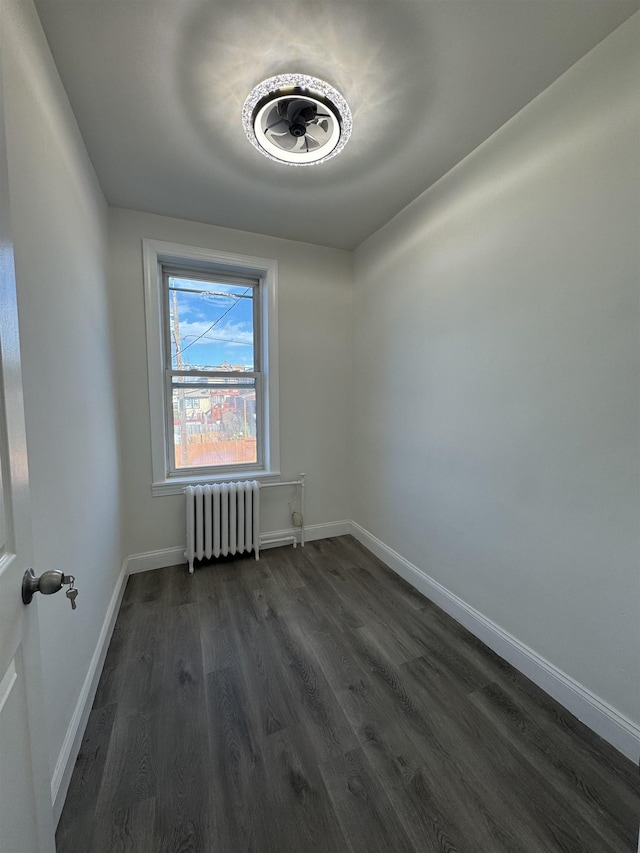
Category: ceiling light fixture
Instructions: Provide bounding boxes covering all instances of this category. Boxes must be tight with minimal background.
[242,74,352,166]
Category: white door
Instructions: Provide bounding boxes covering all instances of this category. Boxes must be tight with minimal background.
[0,32,56,853]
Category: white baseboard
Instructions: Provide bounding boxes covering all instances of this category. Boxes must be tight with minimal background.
[127,546,186,574]
[51,557,129,823]
[260,520,351,550]
[126,522,353,567]
[297,520,352,540]
[350,521,640,764]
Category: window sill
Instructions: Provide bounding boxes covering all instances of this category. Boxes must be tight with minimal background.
[151,470,282,497]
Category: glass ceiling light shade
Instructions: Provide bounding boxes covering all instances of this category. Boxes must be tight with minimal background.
[242,74,352,166]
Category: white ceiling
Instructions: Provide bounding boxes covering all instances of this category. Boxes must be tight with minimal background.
[35,0,639,250]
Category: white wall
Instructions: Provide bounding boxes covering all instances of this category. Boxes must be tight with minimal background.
[353,15,640,726]
[109,208,353,559]
[2,0,122,793]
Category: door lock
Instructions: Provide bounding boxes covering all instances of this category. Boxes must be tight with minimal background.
[22,568,78,610]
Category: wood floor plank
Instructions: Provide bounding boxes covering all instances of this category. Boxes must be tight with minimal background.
[268,547,307,589]
[345,712,480,853]
[55,703,117,852]
[309,554,428,662]
[332,561,491,691]
[118,600,166,715]
[95,707,157,816]
[317,618,536,851]
[289,548,365,631]
[153,602,210,852]
[122,571,163,606]
[91,598,155,711]
[415,596,640,801]
[258,723,352,852]
[57,537,640,853]
[91,633,128,711]
[332,634,538,851]
[355,620,422,666]
[89,797,156,853]
[401,654,627,853]
[469,678,640,851]
[205,665,271,851]
[307,553,456,682]
[324,536,436,614]
[161,564,199,607]
[199,585,240,673]
[263,596,359,762]
[319,746,418,853]
[225,586,295,736]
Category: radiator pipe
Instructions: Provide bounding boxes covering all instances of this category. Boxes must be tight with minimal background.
[259,479,303,489]
[301,473,305,547]
[259,473,306,547]
[260,535,298,549]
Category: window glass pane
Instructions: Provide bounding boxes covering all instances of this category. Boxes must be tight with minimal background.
[171,386,257,470]
[168,277,255,372]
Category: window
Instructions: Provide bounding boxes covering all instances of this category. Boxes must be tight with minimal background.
[143,240,279,495]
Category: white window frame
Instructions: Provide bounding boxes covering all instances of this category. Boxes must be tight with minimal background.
[142,239,280,496]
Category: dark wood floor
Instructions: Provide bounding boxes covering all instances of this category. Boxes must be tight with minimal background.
[56,536,639,852]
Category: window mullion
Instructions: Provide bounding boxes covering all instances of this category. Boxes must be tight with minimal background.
[168,370,260,380]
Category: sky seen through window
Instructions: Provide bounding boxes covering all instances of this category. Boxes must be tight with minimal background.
[169,277,254,371]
